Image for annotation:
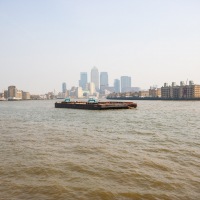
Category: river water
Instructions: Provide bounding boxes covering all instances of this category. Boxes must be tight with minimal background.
[0,100,200,200]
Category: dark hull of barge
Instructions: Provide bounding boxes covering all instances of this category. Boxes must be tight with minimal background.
[55,101,137,110]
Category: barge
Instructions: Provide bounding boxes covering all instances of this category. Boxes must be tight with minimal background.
[55,98,137,110]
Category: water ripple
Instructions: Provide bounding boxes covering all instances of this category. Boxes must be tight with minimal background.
[0,100,200,199]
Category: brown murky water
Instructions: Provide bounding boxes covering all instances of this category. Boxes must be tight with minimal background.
[0,100,200,200]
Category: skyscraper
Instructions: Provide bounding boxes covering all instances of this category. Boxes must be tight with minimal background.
[91,67,99,91]
[114,79,120,93]
[62,82,67,93]
[100,72,109,94]
[79,72,87,90]
[121,76,131,92]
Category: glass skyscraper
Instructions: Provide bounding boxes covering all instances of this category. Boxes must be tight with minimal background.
[100,72,109,93]
[62,82,67,93]
[79,72,88,90]
[114,79,120,93]
[121,76,131,92]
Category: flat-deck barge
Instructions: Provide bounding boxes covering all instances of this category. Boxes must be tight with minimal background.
[55,98,137,110]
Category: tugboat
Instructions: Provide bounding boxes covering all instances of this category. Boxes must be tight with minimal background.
[55,97,137,110]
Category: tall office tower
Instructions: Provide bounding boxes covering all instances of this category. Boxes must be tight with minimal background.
[8,85,17,98]
[79,72,88,90]
[100,72,109,93]
[121,76,131,92]
[62,82,67,93]
[91,66,99,91]
[114,79,120,93]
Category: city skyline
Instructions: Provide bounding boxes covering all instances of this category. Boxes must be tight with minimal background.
[69,67,134,95]
[0,0,200,94]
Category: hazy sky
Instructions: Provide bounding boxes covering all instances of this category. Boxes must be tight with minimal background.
[0,0,200,94]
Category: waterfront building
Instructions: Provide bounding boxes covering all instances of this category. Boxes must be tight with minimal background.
[30,95,41,100]
[149,88,161,97]
[114,79,120,93]
[91,67,99,91]
[79,72,87,90]
[16,90,22,99]
[22,92,30,100]
[100,72,109,94]
[7,86,25,100]
[121,76,131,92]
[4,90,8,99]
[139,90,149,97]
[161,81,200,99]
[161,85,172,98]
[0,92,3,98]
[62,82,67,93]
[8,86,17,99]
[132,92,139,97]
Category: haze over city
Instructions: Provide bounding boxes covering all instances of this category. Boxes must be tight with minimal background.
[0,0,200,94]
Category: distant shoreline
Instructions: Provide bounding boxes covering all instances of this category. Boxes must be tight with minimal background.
[107,97,200,101]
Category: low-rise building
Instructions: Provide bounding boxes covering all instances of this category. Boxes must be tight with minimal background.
[161,81,200,99]
[0,92,4,98]
[16,90,22,99]
[22,92,30,100]
[4,90,8,99]
[139,90,149,97]
[149,88,161,97]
